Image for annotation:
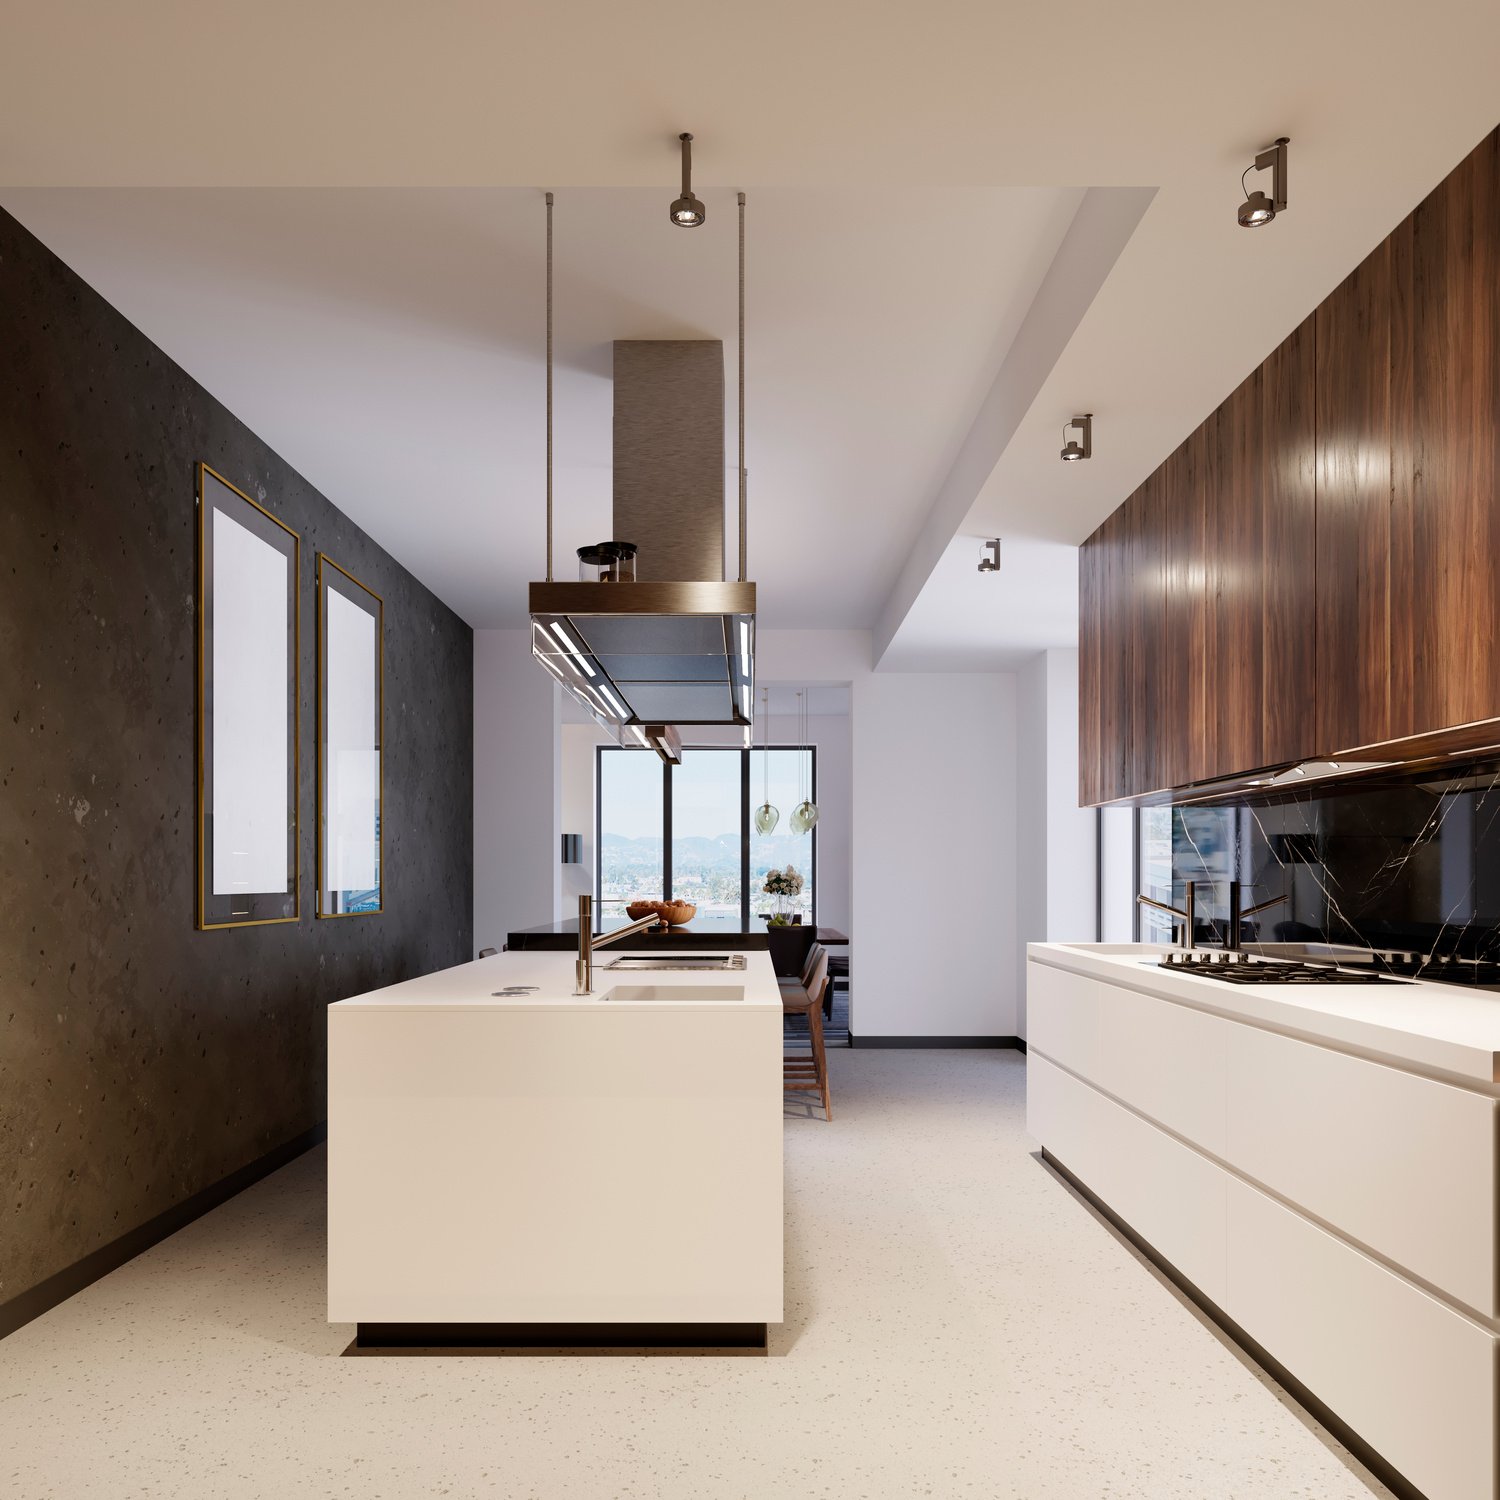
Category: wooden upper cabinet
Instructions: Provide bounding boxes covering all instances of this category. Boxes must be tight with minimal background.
[1124,470,1166,797]
[1093,505,1131,802]
[1077,528,1104,806]
[1316,243,1393,753]
[1390,131,1500,739]
[1204,366,1267,781]
[1076,128,1500,804]
[1158,432,1208,788]
[1260,321,1317,767]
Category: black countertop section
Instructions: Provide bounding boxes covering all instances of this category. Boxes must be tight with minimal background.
[508,915,771,951]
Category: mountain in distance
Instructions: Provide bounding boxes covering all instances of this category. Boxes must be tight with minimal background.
[601,830,809,873]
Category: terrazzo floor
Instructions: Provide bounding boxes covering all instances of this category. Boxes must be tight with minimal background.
[2,1050,1394,1500]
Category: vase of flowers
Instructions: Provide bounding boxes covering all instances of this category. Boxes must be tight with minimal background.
[761,865,805,927]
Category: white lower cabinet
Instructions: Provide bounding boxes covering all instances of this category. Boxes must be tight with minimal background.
[1225,1021,1499,1318]
[1028,954,1500,1500]
[1029,961,1228,1153]
[1226,1178,1497,1500]
[1028,1052,1227,1306]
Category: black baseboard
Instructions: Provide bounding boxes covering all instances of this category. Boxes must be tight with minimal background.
[848,1034,1026,1051]
[354,1321,768,1353]
[1039,1149,1426,1500]
[0,1122,327,1343]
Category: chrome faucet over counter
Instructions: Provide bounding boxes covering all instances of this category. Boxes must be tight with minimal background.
[1136,879,1287,951]
[1138,879,1199,949]
[575,893,663,995]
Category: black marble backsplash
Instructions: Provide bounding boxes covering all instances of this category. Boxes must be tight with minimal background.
[1140,764,1500,968]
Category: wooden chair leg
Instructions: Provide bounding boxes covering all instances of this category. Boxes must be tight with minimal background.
[808,989,831,1121]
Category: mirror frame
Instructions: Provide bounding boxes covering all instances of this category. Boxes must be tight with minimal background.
[317,554,384,919]
[195,463,300,930]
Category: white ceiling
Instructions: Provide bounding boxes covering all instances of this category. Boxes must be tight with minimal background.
[0,185,1080,629]
[4,0,1498,669]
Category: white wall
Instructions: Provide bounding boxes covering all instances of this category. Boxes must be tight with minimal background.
[756,631,1021,1039]
[559,722,609,919]
[852,667,1019,1037]
[473,628,560,950]
[1014,648,1098,1034]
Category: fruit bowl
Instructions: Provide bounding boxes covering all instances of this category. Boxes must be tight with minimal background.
[658,901,697,927]
[626,901,662,922]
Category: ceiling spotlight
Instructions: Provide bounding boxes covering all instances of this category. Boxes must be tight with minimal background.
[978,539,1002,573]
[669,132,706,227]
[1060,413,1092,462]
[1237,136,1289,228]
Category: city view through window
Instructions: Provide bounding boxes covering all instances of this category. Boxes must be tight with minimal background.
[598,747,815,924]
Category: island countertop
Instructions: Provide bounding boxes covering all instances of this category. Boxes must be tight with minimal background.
[333,946,781,1011]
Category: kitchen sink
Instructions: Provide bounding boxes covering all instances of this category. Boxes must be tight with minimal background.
[599,984,745,1003]
[604,954,746,971]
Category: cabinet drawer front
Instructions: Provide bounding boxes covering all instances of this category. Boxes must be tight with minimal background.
[1027,961,1102,1080]
[1227,1179,1497,1500]
[1029,1053,1227,1304]
[1092,984,1227,1155]
[1225,1023,1499,1316]
[1030,961,1227,1155]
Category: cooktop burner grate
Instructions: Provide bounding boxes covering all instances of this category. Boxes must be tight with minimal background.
[1158,954,1399,985]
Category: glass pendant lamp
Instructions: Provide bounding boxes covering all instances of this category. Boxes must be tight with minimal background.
[753,686,779,834]
[789,688,819,834]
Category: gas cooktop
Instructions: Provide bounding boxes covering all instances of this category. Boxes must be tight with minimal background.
[1158,952,1400,985]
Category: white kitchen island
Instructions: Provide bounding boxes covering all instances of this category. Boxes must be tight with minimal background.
[1027,942,1500,1500]
[328,947,783,1350]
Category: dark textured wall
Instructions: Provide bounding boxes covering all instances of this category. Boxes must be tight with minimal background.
[0,206,473,1311]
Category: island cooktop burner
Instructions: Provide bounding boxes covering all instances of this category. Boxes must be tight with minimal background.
[1158,952,1400,985]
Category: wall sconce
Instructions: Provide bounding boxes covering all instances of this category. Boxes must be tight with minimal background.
[1238,137,1289,228]
[977,539,1002,573]
[1060,413,1092,462]
[561,834,582,864]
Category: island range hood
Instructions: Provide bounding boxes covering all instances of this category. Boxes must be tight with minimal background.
[529,185,755,757]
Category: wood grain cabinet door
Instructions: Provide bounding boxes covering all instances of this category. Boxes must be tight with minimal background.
[1260,321,1317,768]
[1078,530,1104,806]
[1204,368,1266,780]
[1390,131,1500,739]
[1316,246,1393,753]
[1122,474,1165,798]
[1158,435,1208,791]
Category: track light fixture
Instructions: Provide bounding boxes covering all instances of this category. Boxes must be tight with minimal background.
[977,539,1002,573]
[1237,137,1289,228]
[669,132,707,227]
[1060,413,1092,462]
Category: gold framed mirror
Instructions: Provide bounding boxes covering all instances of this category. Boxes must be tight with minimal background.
[196,463,300,929]
[317,555,383,918]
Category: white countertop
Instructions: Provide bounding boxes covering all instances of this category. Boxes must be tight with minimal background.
[1029,942,1500,1086]
[331,946,782,1012]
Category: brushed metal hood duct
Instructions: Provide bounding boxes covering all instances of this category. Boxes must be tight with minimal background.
[530,182,755,749]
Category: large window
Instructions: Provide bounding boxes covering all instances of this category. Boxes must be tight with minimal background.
[597,746,815,925]
[597,748,665,913]
[749,748,814,923]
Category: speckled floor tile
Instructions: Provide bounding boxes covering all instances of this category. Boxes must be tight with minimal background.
[0,1051,1393,1499]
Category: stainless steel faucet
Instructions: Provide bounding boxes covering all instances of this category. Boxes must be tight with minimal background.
[1225,880,1288,951]
[1136,878,1288,952]
[575,893,663,995]
[1138,879,1199,949]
